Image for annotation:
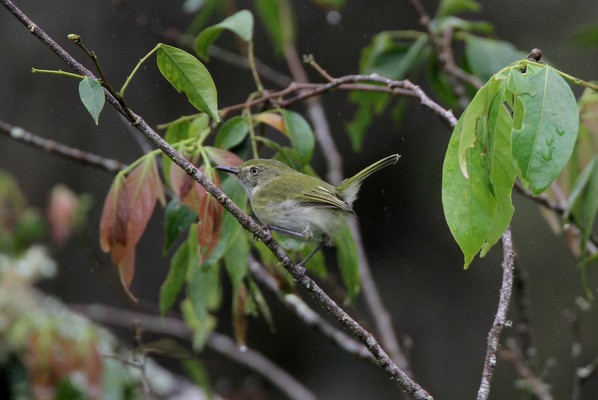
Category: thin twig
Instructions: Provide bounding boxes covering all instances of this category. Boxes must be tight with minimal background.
[72,303,316,400]
[0,2,431,397]
[476,228,515,400]
[0,119,126,173]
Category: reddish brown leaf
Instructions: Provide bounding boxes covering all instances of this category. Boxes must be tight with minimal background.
[99,157,163,299]
[99,174,128,254]
[198,170,222,263]
[205,146,243,167]
[170,162,206,216]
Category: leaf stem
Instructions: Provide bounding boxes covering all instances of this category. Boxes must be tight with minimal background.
[31,67,84,80]
[120,44,161,97]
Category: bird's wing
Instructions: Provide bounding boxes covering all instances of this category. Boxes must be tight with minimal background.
[298,185,354,213]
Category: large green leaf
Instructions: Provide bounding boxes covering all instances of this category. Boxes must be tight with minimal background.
[442,74,517,267]
[78,77,105,125]
[510,65,579,194]
[157,44,219,122]
[195,10,254,60]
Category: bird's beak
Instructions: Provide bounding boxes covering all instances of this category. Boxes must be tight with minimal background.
[215,165,240,175]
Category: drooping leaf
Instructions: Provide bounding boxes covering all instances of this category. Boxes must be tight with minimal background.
[465,36,525,82]
[78,77,105,125]
[195,10,254,60]
[157,44,220,122]
[335,224,360,303]
[99,156,164,298]
[163,197,198,254]
[215,116,250,149]
[510,65,579,194]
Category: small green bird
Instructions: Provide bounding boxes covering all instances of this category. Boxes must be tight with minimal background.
[216,154,400,266]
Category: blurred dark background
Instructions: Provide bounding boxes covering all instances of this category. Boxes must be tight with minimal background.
[1,0,598,399]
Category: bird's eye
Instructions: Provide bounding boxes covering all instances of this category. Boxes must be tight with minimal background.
[249,166,260,175]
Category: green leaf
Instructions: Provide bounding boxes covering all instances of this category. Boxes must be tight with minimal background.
[157,44,220,122]
[163,198,198,254]
[223,231,249,288]
[456,76,504,178]
[280,110,315,166]
[510,65,579,194]
[215,116,250,149]
[442,76,517,267]
[436,0,481,17]
[195,10,254,60]
[160,236,194,316]
[189,263,221,320]
[335,224,360,302]
[565,157,598,254]
[78,77,105,125]
[465,36,525,82]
